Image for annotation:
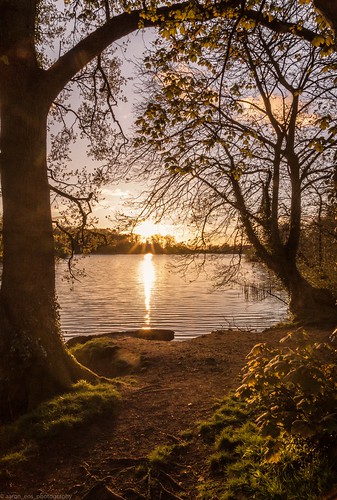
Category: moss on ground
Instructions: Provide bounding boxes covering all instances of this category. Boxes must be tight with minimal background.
[70,337,141,377]
[0,380,120,465]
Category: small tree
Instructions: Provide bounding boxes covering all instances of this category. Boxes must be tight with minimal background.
[132,2,336,323]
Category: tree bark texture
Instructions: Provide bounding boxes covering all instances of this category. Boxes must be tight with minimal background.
[270,253,336,325]
[0,1,98,420]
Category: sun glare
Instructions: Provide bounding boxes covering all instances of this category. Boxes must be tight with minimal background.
[135,220,168,240]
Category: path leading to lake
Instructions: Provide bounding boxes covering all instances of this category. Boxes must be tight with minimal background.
[2,326,331,498]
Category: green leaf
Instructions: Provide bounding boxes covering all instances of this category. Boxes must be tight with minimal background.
[291,420,316,438]
[260,421,281,438]
[283,367,323,394]
[312,35,325,47]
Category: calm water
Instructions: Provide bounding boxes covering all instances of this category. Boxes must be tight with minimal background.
[56,254,288,341]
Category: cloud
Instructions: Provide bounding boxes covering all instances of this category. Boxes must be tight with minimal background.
[101,188,131,198]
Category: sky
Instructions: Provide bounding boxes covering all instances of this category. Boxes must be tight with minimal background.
[44,4,163,235]
[59,29,191,241]
[87,32,148,226]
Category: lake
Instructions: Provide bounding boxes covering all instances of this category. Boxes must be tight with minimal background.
[56,254,288,341]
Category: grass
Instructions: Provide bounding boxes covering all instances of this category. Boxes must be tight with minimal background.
[69,337,118,357]
[199,397,250,443]
[197,395,337,499]
[69,337,141,376]
[147,435,190,468]
[147,445,176,466]
[0,380,120,465]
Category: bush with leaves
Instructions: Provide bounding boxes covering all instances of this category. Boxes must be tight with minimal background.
[236,330,337,446]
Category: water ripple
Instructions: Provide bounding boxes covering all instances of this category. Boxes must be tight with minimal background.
[56,254,288,340]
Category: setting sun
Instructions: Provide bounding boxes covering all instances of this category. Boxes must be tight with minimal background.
[134,220,168,240]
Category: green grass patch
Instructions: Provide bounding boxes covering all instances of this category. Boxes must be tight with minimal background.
[69,337,118,357]
[198,397,249,443]
[148,445,176,466]
[70,338,141,377]
[0,380,120,465]
[147,437,189,466]
[197,395,336,499]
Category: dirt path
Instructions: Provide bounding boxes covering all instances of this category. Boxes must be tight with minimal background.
[1,326,332,498]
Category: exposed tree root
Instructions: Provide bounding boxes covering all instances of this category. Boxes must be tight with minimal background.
[83,454,187,499]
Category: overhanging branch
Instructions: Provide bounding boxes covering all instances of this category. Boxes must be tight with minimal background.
[44,1,319,103]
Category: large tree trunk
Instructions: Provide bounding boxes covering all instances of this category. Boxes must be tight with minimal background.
[0,78,96,421]
[269,252,336,325]
[288,278,336,325]
[0,1,99,421]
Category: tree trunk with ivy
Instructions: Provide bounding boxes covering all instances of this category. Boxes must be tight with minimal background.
[234,156,336,325]
[0,0,146,420]
[0,5,99,420]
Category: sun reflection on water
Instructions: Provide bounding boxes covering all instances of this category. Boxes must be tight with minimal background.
[139,253,156,327]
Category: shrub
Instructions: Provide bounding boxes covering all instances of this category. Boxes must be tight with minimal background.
[236,330,337,446]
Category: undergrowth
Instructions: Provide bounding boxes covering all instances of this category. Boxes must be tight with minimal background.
[0,380,120,465]
[198,395,335,499]
[197,329,337,499]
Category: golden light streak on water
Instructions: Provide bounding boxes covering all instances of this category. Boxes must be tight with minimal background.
[140,253,156,327]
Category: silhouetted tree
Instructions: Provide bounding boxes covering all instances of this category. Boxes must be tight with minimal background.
[132,2,337,323]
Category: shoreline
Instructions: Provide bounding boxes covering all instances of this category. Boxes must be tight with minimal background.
[1,324,333,496]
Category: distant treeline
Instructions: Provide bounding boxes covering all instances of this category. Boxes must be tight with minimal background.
[53,227,243,257]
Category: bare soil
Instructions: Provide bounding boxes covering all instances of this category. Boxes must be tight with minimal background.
[0,325,333,499]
